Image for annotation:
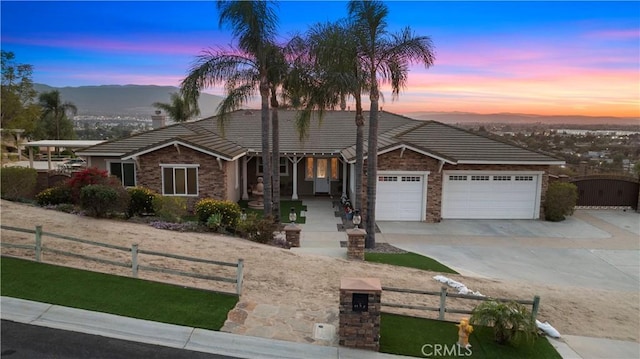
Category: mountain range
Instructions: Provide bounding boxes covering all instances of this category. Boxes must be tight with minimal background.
[33,84,223,117]
[33,83,637,126]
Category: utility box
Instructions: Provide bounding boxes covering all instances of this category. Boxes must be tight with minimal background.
[338,277,381,351]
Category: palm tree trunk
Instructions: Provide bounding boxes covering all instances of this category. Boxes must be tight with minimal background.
[354,94,364,212]
[260,76,272,217]
[365,82,379,249]
[270,88,281,223]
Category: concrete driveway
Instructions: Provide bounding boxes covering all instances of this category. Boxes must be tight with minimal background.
[379,210,640,292]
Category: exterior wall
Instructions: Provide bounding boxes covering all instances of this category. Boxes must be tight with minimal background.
[226,159,240,202]
[136,145,228,209]
[361,148,550,222]
[86,156,120,172]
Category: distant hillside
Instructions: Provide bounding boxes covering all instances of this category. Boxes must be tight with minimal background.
[405,111,639,126]
[33,84,223,117]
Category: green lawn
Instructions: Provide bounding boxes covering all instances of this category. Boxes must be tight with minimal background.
[380,313,561,358]
[365,252,459,274]
[1,256,238,330]
[238,199,307,224]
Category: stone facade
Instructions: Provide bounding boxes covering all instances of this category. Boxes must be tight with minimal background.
[339,278,381,351]
[360,148,550,222]
[284,225,301,247]
[136,144,228,209]
[346,229,366,260]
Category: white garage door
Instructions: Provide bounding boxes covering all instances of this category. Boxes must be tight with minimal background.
[376,174,425,221]
[442,173,540,219]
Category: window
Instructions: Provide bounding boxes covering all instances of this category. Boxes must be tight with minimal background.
[162,165,198,196]
[306,158,314,180]
[515,175,534,181]
[379,176,398,182]
[493,175,512,181]
[471,175,490,181]
[449,175,467,181]
[257,157,288,176]
[402,176,421,182]
[109,162,136,187]
[331,158,339,180]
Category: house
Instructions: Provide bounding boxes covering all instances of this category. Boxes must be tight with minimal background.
[77,110,564,222]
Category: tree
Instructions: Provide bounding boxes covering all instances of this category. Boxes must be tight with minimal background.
[348,0,435,248]
[1,51,40,135]
[37,90,77,140]
[291,20,370,212]
[181,0,278,218]
[152,92,200,123]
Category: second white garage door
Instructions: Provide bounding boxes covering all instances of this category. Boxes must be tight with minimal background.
[442,172,540,219]
[376,173,426,221]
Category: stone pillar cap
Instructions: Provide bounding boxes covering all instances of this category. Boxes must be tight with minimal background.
[340,277,381,291]
[345,228,367,235]
[284,224,301,232]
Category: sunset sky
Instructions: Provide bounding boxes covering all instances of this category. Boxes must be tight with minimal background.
[2,1,638,117]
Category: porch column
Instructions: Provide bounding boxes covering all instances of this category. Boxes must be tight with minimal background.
[292,155,299,200]
[47,147,52,171]
[28,147,34,169]
[342,159,347,198]
[242,156,249,200]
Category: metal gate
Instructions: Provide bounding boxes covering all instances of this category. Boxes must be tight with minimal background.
[569,175,639,209]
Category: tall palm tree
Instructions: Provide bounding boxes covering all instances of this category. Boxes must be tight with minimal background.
[288,20,369,211]
[348,0,435,248]
[152,92,200,123]
[181,0,278,217]
[38,90,77,140]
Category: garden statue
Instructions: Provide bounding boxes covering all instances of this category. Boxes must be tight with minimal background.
[248,176,264,209]
[457,317,473,348]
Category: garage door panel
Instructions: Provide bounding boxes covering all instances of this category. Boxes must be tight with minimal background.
[376,174,425,221]
[442,173,539,219]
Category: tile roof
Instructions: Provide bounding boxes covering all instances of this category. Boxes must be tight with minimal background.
[79,110,562,165]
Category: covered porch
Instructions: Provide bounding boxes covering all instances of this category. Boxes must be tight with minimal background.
[240,153,351,201]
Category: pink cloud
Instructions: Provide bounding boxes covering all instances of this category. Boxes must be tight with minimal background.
[585,29,640,40]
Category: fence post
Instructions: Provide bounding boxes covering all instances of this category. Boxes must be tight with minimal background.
[131,244,139,278]
[439,286,447,320]
[531,295,540,321]
[35,225,42,262]
[236,258,244,295]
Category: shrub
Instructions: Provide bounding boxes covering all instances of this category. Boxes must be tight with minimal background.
[235,213,278,244]
[0,167,37,200]
[80,184,129,218]
[66,167,119,204]
[544,182,578,222]
[194,199,241,231]
[206,212,224,232]
[127,186,157,217]
[470,300,537,346]
[36,186,72,206]
[152,196,188,223]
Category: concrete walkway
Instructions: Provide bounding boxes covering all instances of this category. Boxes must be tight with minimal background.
[291,197,347,259]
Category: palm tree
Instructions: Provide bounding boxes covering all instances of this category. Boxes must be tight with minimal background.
[152,92,200,123]
[348,0,435,248]
[181,0,278,217]
[287,20,369,211]
[38,90,77,140]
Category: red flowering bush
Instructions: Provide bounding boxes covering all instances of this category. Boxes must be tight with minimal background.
[66,167,121,204]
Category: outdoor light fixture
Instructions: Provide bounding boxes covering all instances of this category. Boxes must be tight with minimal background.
[352,209,361,229]
[289,207,297,224]
[240,209,247,221]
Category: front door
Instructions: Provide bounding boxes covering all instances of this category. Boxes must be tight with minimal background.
[315,158,330,193]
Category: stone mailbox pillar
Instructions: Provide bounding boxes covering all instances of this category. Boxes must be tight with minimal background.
[346,229,366,260]
[339,277,382,351]
[284,224,301,247]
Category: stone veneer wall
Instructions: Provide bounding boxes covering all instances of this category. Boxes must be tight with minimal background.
[360,148,550,222]
[136,145,228,209]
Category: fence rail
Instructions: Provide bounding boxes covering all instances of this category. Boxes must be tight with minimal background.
[1,225,244,295]
[382,285,540,321]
